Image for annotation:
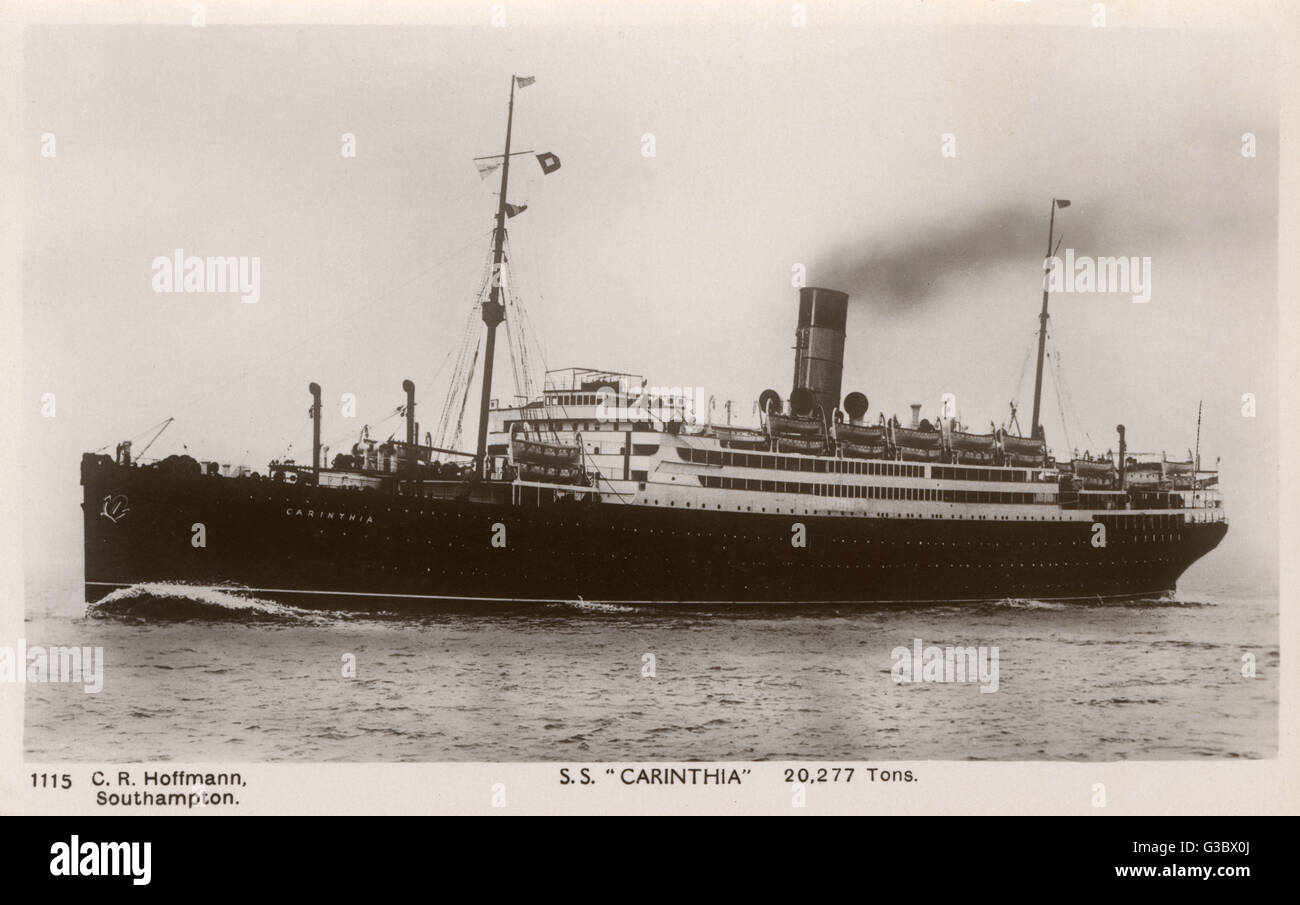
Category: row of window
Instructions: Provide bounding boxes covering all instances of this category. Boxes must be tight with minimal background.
[600,444,660,457]
[931,465,1032,484]
[503,434,1040,485]
[697,475,1052,504]
[678,447,927,477]
[504,420,615,433]
[1094,513,1186,530]
[544,394,601,407]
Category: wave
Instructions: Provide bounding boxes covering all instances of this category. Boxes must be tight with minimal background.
[545,597,644,615]
[86,583,336,624]
[990,598,1069,611]
[988,594,1213,611]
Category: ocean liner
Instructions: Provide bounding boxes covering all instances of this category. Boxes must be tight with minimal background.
[81,77,1227,608]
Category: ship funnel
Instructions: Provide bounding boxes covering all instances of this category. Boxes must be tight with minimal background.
[791,287,849,422]
[910,404,922,429]
[309,382,322,481]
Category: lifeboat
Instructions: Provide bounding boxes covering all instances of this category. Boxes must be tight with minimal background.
[1070,457,1116,489]
[1124,460,1163,488]
[893,424,943,462]
[511,438,580,466]
[712,425,769,450]
[949,430,998,464]
[775,436,828,454]
[1164,459,1196,489]
[767,412,824,438]
[999,431,1047,467]
[834,422,888,459]
[510,437,583,484]
[767,412,827,455]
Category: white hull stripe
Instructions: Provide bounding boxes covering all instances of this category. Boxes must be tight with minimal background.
[84,581,1171,606]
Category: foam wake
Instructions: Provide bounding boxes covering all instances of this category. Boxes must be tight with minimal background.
[86,582,333,623]
[990,597,1069,611]
[989,594,1204,610]
[546,597,644,615]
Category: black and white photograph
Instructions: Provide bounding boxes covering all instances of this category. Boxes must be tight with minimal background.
[1,0,1294,820]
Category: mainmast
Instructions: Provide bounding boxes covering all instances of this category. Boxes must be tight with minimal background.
[1194,399,1203,473]
[474,77,518,477]
[1030,197,1069,439]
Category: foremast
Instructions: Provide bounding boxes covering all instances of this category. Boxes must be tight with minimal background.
[473,77,518,476]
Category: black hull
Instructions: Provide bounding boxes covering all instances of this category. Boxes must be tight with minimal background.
[82,460,1227,609]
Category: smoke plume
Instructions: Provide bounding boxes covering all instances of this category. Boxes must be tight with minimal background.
[809,200,1156,311]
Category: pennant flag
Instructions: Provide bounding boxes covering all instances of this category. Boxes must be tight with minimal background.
[515,76,536,89]
[475,158,502,180]
[536,152,561,175]
[1055,199,1071,208]
[505,202,528,219]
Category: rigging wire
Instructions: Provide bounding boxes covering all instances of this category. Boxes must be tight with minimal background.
[500,232,542,404]
[98,230,499,468]
[1006,328,1038,433]
[419,341,461,415]
[499,230,564,443]
[318,405,404,458]
[431,238,497,456]
[134,417,175,460]
[431,308,481,454]
[93,416,176,454]
[150,229,496,431]
[1047,348,1074,454]
[275,414,313,463]
[449,342,482,452]
[1052,344,1094,452]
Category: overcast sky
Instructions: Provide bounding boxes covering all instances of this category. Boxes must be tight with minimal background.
[22,19,1279,585]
